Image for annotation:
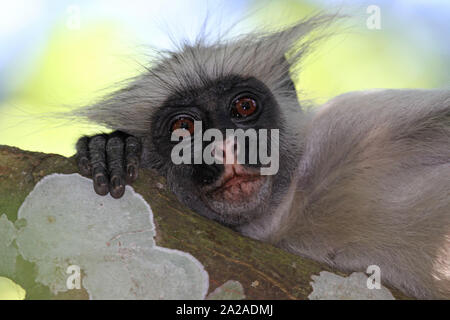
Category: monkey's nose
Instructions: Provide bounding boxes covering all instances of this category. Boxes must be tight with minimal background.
[211,136,239,165]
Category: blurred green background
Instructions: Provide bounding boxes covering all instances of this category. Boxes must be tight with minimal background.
[0,0,449,157]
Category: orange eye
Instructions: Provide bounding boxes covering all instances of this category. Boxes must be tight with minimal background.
[170,116,195,137]
[231,97,257,118]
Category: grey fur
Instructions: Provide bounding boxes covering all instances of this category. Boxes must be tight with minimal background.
[239,89,450,299]
[72,15,332,137]
[73,17,450,299]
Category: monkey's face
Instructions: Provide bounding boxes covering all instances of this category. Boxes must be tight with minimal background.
[146,76,301,227]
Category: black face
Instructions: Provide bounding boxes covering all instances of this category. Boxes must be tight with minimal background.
[146,75,300,227]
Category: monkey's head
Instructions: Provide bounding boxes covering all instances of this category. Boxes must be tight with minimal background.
[77,17,331,227]
[147,73,304,227]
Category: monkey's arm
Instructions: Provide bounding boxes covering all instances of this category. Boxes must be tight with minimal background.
[76,132,141,198]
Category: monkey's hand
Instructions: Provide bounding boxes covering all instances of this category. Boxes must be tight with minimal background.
[75,131,142,199]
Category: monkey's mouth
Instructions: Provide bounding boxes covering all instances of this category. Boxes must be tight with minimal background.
[200,164,272,221]
[209,174,266,202]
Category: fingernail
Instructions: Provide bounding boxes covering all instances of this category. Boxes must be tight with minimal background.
[96,175,107,186]
[128,165,135,178]
[112,176,121,189]
[110,176,125,199]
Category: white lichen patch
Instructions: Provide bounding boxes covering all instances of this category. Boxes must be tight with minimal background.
[0,214,18,278]
[206,280,245,300]
[308,271,395,300]
[15,173,209,300]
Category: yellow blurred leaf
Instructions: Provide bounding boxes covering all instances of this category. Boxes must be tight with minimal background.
[0,277,26,300]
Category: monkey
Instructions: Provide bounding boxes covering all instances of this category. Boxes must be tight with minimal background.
[72,16,450,299]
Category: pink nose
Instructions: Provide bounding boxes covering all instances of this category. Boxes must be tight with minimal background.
[212,136,239,164]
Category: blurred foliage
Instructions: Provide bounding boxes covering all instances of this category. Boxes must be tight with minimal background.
[0,277,26,300]
[0,0,447,157]
[251,0,441,102]
[0,19,141,156]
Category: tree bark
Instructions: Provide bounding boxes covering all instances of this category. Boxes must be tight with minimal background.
[0,145,409,299]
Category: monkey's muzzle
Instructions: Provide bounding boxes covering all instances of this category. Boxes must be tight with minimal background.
[200,164,272,216]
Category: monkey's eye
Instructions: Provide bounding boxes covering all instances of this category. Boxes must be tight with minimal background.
[231,96,258,119]
[170,116,195,137]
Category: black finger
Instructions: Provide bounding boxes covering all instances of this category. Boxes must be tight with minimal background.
[106,134,125,199]
[76,136,91,176]
[125,136,141,184]
[89,134,109,196]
